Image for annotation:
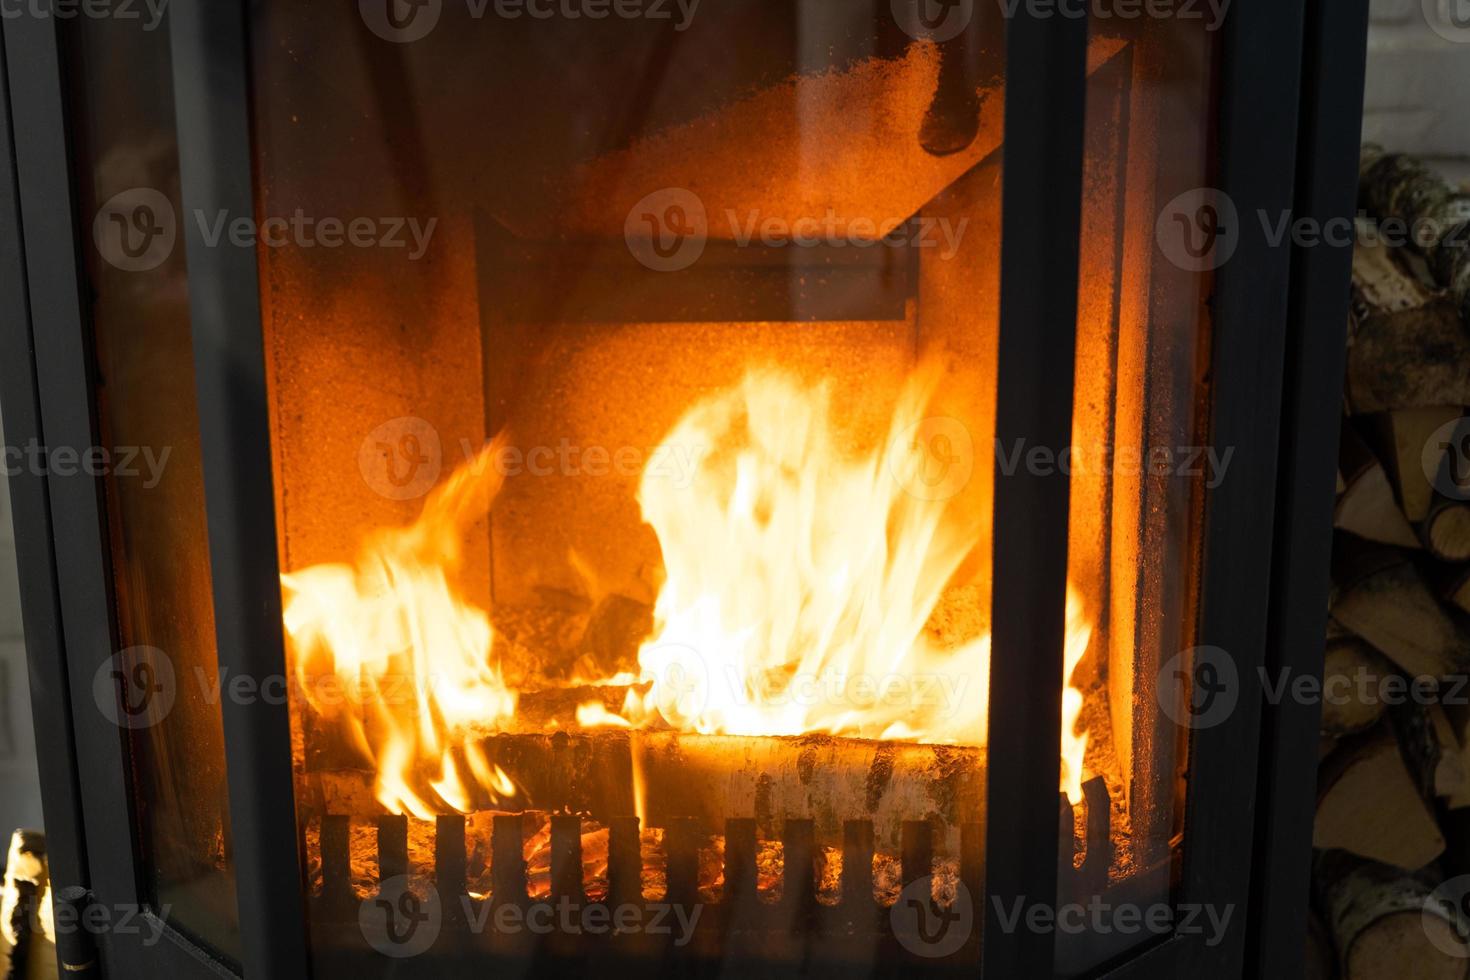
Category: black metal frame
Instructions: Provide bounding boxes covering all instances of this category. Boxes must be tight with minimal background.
[0,1,1372,978]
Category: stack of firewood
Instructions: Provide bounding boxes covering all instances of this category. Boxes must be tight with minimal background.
[1312,148,1470,980]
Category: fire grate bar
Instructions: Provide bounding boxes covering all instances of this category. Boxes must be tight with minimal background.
[310,773,1114,946]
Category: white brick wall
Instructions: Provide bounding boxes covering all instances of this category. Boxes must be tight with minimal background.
[1365,0,1470,162]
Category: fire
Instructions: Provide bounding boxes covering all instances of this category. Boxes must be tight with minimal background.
[281,437,520,818]
[283,370,1096,816]
[607,368,1095,802]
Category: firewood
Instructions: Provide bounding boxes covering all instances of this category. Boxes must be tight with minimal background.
[1321,637,1392,737]
[1331,538,1470,679]
[1441,565,1470,617]
[1360,148,1470,325]
[1337,423,1420,548]
[1436,699,1470,810]
[1425,496,1470,562]
[1316,849,1469,979]
[1345,233,1470,415]
[1391,701,1470,806]
[1315,723,1444,869]
[1363,408,1465,523]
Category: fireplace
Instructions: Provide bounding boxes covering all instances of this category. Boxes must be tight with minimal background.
[0,1,1370,978]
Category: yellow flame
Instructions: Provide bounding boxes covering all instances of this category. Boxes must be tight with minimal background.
[281,437,519,815]
[1060,592,1092,805]
[284,371,1095,816]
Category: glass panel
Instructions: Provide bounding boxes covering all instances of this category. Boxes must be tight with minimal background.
[1056,15,1218,975]
[248,2,1028,971]
[63,16,242,967]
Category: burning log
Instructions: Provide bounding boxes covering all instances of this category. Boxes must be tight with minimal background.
[308,730,985,857]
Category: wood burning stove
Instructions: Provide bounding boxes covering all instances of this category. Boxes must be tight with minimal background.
[0,1,1370,978]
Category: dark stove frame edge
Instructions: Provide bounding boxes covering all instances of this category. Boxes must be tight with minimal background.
[0,11,247,980]
[0,1,1368,978]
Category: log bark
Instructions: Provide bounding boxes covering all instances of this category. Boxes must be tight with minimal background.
[1361,148,1470,325]
[1425,496,1470,562]
[1315,723,1445,870]
[1391,701,1470,806]
[1331,538,1470,679]
[1337,422,1420,548]
[1363,407,1465,523]
[1321,636,1392,737]
[1345,233,1470,415]
[1316,849,1469,979]
[304,731,985,855]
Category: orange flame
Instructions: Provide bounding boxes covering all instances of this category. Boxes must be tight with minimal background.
[284,371,1095,815]
[604,368,1094,802]
[281,438,520,817]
